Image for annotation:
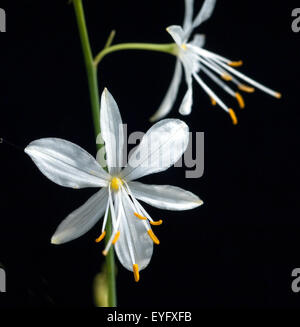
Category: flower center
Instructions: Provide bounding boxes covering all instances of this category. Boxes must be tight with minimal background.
[110,177,123,192]
[181,43,187,51]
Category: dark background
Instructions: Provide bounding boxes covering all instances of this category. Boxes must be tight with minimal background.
[0,0,299,308]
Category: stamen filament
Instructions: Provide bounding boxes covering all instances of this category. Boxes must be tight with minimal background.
[95,231,106,243]
[196,55,226,77]
[201,65,236,96]
[217,59,281,98]
[193,73,229,112]
[148,229,160,245]
[133,264,140,282]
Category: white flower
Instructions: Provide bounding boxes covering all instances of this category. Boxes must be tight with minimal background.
[25,88,203,282]
[150,0,281,124]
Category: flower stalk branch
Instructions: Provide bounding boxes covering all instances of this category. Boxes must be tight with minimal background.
[94,42,177,66]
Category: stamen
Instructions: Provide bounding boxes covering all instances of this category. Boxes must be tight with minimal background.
[228,60,243,67]
[228,108,238,125]
[210,97,217,106]
[217,58,281,98]
[133,264,140,282]
[112,231,120,244]
[102,249,108,256]
[134,212,147,220]
[235,92,245,109]
[95,231,106,243]
[148,229,160,245]
[221,74,232,81]
[150,220,163,226]
[238,84,255,93]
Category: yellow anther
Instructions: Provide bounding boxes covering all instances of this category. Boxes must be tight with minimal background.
[228,109,238,125]
[112,231,120,244]
[133,264,140,282]
[275,92,282,99]
[235,92,245,109]
[181,43,187,50]
[134,212,147,220]
[148,229,160,245]
[221,74,232,81]
[238,84,255,93]
[95,231,106,243]
[102,249,108,256]
[228,60,243,67]
[210,97,217,106]
[150,220,163,226]
[110,177,123,191]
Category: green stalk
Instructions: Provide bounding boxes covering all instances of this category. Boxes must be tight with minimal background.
[72,0,116,307]
[94,42,177,66]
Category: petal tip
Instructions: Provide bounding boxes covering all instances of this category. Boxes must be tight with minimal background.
[149,114,158,123]
[197,199,204,206]
[51,236,60,245]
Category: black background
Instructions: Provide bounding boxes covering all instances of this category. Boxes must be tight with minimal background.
[0,0,299,308]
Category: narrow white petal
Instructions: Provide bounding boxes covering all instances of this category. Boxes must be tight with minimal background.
[150,60,182,122]
[100,88,124,174]
[128,181,203,211]
[179,57,194,115]
[114,192,153,271]
[190,33,206,48]
[179,87,193,115]
[51,188,108,244]
[192,0,217,29]
[121,119,189,181]
[166,25,185,45]
[183,0,194,33]
[25,138,110,189]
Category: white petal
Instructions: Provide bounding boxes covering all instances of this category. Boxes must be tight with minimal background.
[166,25,185,45]
[183,0,194,33]
[179,87,193,115]
[51,188,108,244]
[121,119,189,181]
[179,57,194,115]
[25,138,110,189]
[128,181,203,211]
[114,192,153,271]
[100,88,124,175]
[150,60,182,122]
[192,0,217,29]
[190,33,206,48]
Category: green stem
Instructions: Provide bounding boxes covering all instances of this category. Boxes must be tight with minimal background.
[72,0,117,307]
[94,42,177,66]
